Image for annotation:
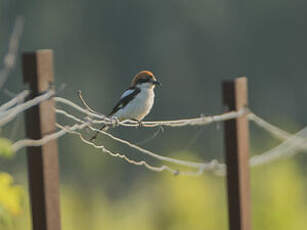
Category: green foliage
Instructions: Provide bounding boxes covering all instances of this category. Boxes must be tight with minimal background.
[0,173,24,227]
[0,138,23,228]
[0,138,14,158]
[3,159,307,230]
[252,160,307,230]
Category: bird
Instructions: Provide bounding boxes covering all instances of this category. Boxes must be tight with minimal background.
[90,70,160,141]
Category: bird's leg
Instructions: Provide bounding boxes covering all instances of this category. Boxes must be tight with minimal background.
[89,125,105,142]
[130,118,143,128]
[112,117,120,128]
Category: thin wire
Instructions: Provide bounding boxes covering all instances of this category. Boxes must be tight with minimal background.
[0,16,24,89]
[55,96,248,128]
[14,105,307,176]
[12,123,87,152]
[250,126,307,167]
[9,90,307,176]
[248,113,291,140]
[213,118,307,175]
[0,90,30,112]
[0,89,54,127]
[249,112,307,153]
[83,111,307,175]
[91,108,248,127]
[182,126,206,151]
[56,123,207,176]
[133,109,247,127]
[55,108,222,170]
[135,126,164,146]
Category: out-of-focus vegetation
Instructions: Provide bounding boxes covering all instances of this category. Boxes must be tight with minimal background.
[0,138,14,159]
[2,159,307,230]
[0,139,23,228]
[251,160,307,230]
[0,172,24,228]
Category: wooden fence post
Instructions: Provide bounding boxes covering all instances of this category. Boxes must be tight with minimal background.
[223,77,251,230]
[22,50,61,230]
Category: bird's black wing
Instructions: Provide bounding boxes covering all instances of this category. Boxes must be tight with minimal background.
[90,87,141,141]
[109,86,141,116]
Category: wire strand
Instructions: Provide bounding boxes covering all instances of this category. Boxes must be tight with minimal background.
[0,16,24,89]
[12,123,87,152]
[0,90,30,112]
[248,113,292,140]
[6,90,307,176]
[55,108,223,171]
[249,125,307,167]
[0,89,54,127]
[55,96,248,128]
[56,123,208,176]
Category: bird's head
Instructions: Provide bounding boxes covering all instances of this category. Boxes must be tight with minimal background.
[131,71,161,88]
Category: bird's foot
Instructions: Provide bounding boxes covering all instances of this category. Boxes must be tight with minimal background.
[111,117,120,128]
[138,121,144,127]
[131,118,143,128]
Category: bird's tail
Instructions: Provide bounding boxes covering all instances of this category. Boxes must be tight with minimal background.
[90,125,110,141]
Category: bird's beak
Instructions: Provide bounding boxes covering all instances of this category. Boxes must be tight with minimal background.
[153,80,161,86]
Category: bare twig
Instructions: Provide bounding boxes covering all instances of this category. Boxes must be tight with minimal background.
[54,97,109,120]
[78,90,100,114]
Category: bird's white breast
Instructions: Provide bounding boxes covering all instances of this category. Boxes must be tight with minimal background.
[113,87,155,121]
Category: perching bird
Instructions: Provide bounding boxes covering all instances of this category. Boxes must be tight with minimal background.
[90,70,160,141]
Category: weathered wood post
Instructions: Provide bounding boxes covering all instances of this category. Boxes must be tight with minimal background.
[223,77,251,230]
[22,50,61,230]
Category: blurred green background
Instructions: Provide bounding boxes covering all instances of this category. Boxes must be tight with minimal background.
[1,0,307,229]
